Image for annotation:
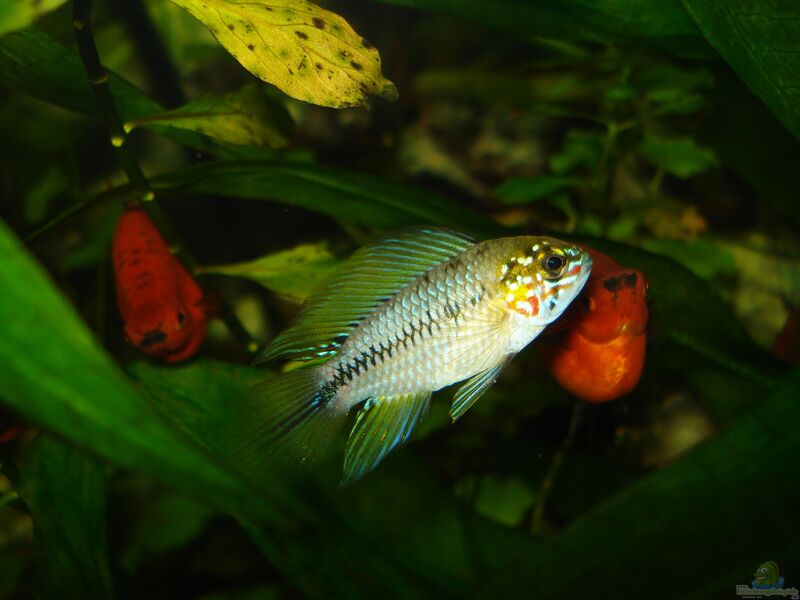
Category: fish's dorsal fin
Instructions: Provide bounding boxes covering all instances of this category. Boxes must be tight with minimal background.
[256,227,475,364]
[341,392,432,485]
[449,359,510,421]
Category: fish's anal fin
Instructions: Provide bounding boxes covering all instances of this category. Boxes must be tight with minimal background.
[449,359,510,421]
[341,391,432,485]
[256,227,476,364]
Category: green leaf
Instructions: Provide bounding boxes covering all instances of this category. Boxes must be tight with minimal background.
[486,369,800,598]
[0,28,272,159]
[0,0,66,37]
[120,492,215,571]
[125,84,292,148]
[0,218,296,525]
[639,133,718,178]
[152,160,500,236]
[681,0,800,141]
[129,359,438,598]
[375,0,710,56]
[200,242,339,301]
[17,435,113,600]
[168,0,397,108]
[0,28,159,123]
[495,175,578,204]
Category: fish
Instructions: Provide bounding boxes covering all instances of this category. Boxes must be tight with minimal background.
[542,247,648,403]
[234,227,592,484]
[112,206,207,363]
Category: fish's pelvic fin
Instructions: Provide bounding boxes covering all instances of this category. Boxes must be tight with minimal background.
[222,367,346,484]
[256,227,475,364]
[450,359,510,421]
[341,391,432,485]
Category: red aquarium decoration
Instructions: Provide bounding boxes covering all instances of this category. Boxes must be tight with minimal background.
[543,247,649,403]
[112,206,207,363]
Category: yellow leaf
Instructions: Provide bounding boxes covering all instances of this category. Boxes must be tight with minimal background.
[200,243,340,301]
[124,84,291,148]
[168,0,398,108]
[0,0,66,37]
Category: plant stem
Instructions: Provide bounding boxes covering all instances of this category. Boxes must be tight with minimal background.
[530,402,585,535]
[72,0,150,198]
[71,0,257,354]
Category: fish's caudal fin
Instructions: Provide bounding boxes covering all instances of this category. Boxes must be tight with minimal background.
[342,392,431,486]
[224,367,347,483]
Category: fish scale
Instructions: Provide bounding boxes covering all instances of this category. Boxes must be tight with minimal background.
[236,228,592,484]
[329,247,498,401]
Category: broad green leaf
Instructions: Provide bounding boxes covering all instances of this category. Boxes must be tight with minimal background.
[495,175,579,204]
[484,369,800,598]
[0,29,159,123]
[168,0,397,108]
[0,217,296,526]
[17,435,113,600]
[126,354,798,598]
[200,243,339,302]
[152,160,500,236]
[120,492,215,571]
[125,84,292,148]
[0,28,273,159]
[129,359,436,598]
[0,0,66,37]
[376,0,711,57]
[681,0,800,141]
[639,133,718,178]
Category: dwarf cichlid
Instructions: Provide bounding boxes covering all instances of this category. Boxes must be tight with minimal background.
[234,228,592,484]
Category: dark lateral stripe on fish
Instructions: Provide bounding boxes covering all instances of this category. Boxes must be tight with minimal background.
[327,282,490,393]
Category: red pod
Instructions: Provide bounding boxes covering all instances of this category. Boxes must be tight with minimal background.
[112,207,207,363]
[542,247,648,403]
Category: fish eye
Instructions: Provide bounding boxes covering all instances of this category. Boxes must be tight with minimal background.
[177,311,186,325]
[541,253,565,277]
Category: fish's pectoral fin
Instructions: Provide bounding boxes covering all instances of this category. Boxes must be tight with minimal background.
[450,358,511,421]
[342,391,431,485]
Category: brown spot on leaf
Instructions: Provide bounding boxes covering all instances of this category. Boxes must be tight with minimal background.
[264,6,273,10]
[362,38,374,49]
[295,30,308,40]
[315,63,323,70]
[350,61,363,71]
[312,17,325,29]
[227,24,234,31]
[248,44,255,51]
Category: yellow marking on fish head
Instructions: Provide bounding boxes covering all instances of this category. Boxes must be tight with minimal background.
[498,237,592,320]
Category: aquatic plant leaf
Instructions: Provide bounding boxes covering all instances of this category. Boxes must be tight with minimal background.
[639,133,718,178]
[201,242,339,302]
[495,176,578,205]
[152,160,499,235]
[376,0,710,56]
[17,435,113,600]
[681,0,800,141]
[125,84,292,148]
[0,28,273,159]
[130,359,437,598]
[0,218,292,525]
[0,0,66,37]
[168,0,397,108]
